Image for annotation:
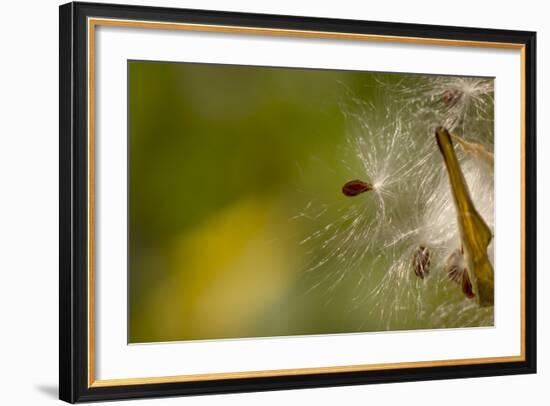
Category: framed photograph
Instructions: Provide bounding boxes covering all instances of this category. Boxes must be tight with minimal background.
[59,1,536,403]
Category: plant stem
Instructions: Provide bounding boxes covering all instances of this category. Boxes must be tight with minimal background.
[436,127,494,307]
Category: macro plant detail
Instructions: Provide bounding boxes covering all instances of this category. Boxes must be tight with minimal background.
[128,61,497,342]
[435,126,494,307]
[302,74,494,331]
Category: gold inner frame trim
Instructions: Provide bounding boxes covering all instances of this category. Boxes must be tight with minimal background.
[87,16,527,388]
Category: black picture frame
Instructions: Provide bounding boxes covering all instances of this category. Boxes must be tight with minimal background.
[60,1,537,403]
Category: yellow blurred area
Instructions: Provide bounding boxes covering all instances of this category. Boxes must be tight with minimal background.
[144,198,298,342]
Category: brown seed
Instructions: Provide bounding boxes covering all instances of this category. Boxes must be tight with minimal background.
[462,272,475,299]
[342,179,373,197]
[412,245,431,279]
[441,89,462,107]
[444,249,464,284]
[444,248,475,299]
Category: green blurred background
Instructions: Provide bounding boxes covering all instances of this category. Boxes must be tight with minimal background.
[128,61,414,343]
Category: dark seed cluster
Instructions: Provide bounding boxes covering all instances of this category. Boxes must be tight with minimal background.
[441,89,463,107]
[444,248,475,299]
[412,245,431,279]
